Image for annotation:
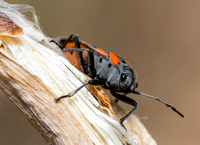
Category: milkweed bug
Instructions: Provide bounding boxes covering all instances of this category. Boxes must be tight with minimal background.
[51,34,184,127]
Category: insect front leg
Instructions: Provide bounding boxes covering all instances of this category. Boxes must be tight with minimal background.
[110,91,137,128]
[114,93,128,104]
[56,79,105,102]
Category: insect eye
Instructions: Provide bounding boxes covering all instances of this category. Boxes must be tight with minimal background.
[120,73,127,82]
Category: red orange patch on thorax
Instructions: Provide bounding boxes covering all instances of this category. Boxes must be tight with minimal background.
[109,52,121,66]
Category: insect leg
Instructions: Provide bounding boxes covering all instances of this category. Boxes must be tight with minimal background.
[56,79,105,102]
[62,48,92,53]
[114,93,128,104]
[61,34,80,49]
[114,99,119,103]
[61,34,88,73]
[63,48,95,78]
[86,50,94,78]
[50,34,80,49]
[49,39,63,49]
[110,91,137,128]
[63,47,96,76]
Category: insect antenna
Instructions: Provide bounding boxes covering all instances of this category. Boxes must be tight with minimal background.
[132,91,184,118]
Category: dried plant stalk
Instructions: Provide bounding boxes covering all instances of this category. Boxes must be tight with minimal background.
[0,1,156,145]
[0,52,93,144]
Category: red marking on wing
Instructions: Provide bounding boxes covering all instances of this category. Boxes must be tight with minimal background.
[65,42,87,49]
[63,42,85,71]
[0,12,23,36]
[73,41,109,58]
[62,41,110,70]
[64,51,82,71]
[109,52,121,66]
[94,48,109,57]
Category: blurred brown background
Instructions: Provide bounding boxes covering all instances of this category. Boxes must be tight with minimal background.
[1,0,199,144]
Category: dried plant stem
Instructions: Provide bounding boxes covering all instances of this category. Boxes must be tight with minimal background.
[0,53,93,144]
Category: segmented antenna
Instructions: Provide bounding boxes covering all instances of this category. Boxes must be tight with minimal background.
[133,91,184,118]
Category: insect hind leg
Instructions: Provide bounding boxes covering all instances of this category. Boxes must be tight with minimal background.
[49,39,63,49]
[61,34,80,49]
[50,34,81,50]
[62,48,93,53]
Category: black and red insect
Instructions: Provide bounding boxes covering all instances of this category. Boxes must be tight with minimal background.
[51,34,184,127]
